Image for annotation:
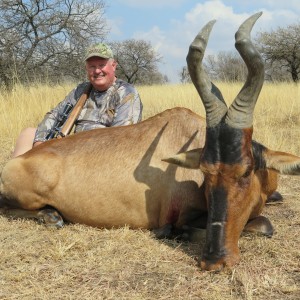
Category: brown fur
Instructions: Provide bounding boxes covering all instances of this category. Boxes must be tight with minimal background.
[0,108,207,229]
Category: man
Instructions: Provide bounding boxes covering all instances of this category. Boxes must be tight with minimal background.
[12,43,143,157]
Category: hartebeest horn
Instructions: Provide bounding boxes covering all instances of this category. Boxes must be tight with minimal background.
[226,12,264,128]
[187,20,228,128]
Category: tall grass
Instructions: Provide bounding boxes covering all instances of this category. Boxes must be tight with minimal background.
[0,81,299,161]
[140,82,300,155]
[0,83,73,161]
[253,82,300,153]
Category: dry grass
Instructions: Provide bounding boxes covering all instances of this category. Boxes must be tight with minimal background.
[0,82,299,299]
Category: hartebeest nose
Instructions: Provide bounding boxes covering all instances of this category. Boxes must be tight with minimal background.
[200,255,240,271]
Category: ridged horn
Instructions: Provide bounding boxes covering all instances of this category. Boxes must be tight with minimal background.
[225,12,265,128]
[187,20,228,128]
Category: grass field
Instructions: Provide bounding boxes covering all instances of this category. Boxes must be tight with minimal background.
[0,82,299,299]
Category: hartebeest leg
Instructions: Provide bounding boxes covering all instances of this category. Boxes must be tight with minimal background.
[0,207,64,228]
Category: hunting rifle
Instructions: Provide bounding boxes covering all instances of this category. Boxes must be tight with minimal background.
[45,83,92,140]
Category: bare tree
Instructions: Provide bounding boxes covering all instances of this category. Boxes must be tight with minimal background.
[180,22,300,84]
[256,23,300,83]
[179,51,247,83]
[179,66,191,83]
[204,51,248,82]
[109,39,165,85]
[0,0,108,89]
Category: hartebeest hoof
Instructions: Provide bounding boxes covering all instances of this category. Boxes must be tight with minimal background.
[152,223,173,239]
[37,209,64,228]
[243,216,273,237]
[266,191,283,205]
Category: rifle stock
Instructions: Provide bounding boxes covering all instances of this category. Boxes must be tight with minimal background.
[57,83,92,139]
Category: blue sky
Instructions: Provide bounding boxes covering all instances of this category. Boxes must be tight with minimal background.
[105,0,300,83]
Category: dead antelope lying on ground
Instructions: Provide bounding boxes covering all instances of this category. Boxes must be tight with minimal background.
[1,12,300,271]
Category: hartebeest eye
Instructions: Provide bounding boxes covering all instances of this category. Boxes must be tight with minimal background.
[231,165,253,183]
[235,166,253,186]
[241,166,252,178]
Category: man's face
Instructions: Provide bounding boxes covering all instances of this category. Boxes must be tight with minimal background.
[85,57,117,91]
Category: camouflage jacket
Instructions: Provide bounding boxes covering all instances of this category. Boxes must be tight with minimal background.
[34,79,143,142]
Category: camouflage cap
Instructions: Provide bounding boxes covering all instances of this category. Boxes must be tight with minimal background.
[84,43,114,61]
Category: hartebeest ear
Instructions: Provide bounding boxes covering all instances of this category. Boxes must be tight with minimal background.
[264,150,300,175]
[162,148,203,169]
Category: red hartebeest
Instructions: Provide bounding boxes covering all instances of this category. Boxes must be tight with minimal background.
[1,13,300,271]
